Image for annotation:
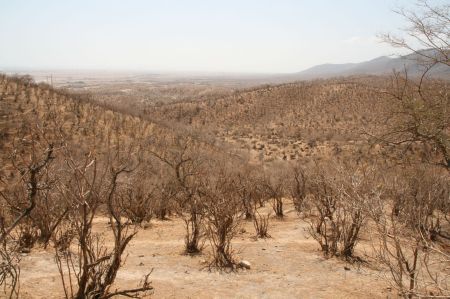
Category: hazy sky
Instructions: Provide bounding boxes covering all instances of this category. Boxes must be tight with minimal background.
[0,0,429,73]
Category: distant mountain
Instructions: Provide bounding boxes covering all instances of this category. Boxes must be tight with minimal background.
[291,50,449,80]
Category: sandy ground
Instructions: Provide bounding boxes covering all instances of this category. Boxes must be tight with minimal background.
[15,203,392,299]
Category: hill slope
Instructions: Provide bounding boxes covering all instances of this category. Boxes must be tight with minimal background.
[292,50,450,80]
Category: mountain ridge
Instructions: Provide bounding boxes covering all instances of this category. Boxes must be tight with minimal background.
[291,50,449,80]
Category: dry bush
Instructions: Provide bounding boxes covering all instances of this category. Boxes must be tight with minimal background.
[152,172,178,221]
[0,132,55,247]
[202,167,242,269]
[0,221,21,299]
[54,144,152,299]
[149,135,206,254]
[369,167,450,298]
[369,2,450,295]
[0,74,157,297]
[373,1,450,172]
[234,166,265,220]
[253,208,271,239]
[387,170,449,240]
[31,191,69,248]
[305,164,377,258]
[0,79,58,297]
[120,181,154,225]
[289,164,307,213]
[262,167,287,218]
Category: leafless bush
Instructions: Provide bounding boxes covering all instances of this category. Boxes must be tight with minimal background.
[152,176,178,221]
[0,221,21,299]
[306,164,375,258]
[149,135,206,254]
[253,208,271,239]
[120,182,154,225]
[234,166,265,220]
[262,169,286,218]
[369,167,450,298]
[235,170,255,220]
[181,197,205,254]
[0,140,54,245]
[374,1,450,173]
[202,168,242,269]
[16,223,39,252]
[54,145,153,299]
[0,91,59,296]
[289,164,307,213]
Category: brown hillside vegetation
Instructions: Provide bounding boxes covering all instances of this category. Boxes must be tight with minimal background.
[1,70,449,299]
[137,76,438,167]
[2,1,449,298]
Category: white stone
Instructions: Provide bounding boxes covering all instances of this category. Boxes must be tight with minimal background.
[239,260,251,269]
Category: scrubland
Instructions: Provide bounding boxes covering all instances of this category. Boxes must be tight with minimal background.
[1,70,449,298]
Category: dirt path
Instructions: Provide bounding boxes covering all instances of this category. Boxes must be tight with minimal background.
[17,205,391,298]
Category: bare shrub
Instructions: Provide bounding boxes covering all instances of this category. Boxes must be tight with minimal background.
[253,208,271,239]
[368,2,450,296]
[306,164,375,258]
[202,167,242,269]
[152,175,178,221]
[289,164,307,213]
[16,223,39,252]
[120,182,154,225]
[262,169,286,218]
[234,167,259,220]
[54,146,152,299]
[369,167,450,298]
[149,135,206,254]
[0,221,21,299]
[374,1,450,172]
[0,140,54,244]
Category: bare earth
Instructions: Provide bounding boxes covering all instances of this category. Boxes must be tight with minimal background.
[17,203,391,299]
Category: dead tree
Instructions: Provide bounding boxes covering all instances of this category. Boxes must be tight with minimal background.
[252,207,271,239]
[202,168,242,269]
[54,146,152,299]
[0,145,54,244]
[373,1,450,172]
[306,165,373,259]
[262,171,286,218]
[369,167,450,298]
[0,219,21,299]
[289,164,307,213]
[234,166,264,220]
[149,135,206,254]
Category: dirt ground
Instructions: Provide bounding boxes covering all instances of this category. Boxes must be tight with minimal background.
[16,203,393,299]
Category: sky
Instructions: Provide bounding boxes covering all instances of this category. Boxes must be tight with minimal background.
[0,0,432,73]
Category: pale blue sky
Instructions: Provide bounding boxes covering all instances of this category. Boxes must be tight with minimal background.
[0,0,429,73]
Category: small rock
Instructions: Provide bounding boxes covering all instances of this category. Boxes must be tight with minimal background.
[344,266,350,271]
[139,262,144,266]
[239,260,251,269]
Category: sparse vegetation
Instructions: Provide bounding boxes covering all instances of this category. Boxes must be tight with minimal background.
[0,1,448,297]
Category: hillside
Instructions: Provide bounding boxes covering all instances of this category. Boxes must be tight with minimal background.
[1,73,449,299]
[142,76,398,164]
[291,50,450,80]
